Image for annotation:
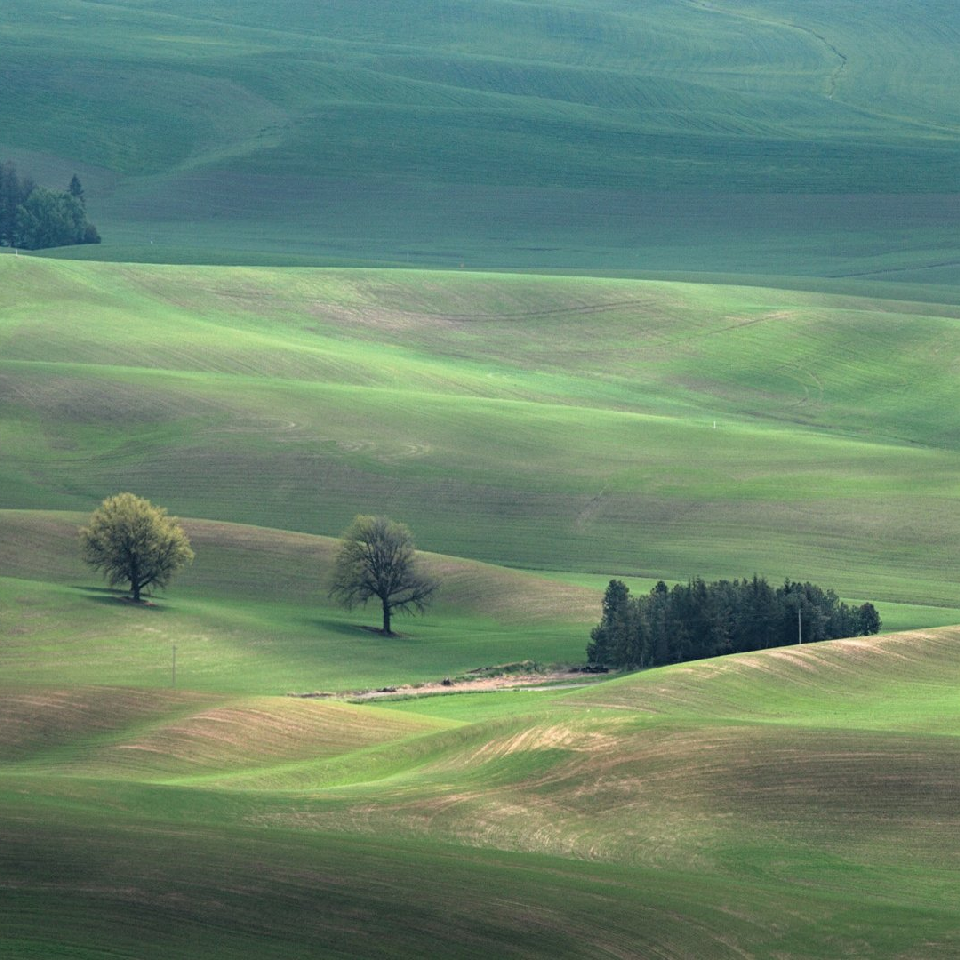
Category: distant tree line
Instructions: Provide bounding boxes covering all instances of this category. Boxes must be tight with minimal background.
[1,160,100,250]
[587,575,881,669]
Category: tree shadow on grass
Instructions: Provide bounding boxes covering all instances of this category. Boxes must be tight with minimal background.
[308,618,412,639]
[73,586,168,611]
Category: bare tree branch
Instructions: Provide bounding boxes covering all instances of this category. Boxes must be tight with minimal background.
[329,515,438,634]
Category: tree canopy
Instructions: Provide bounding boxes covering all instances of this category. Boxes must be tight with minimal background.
[79,493,194,602]
[329,515,438,635]
[0,160,100,249]
[588,575,881,669]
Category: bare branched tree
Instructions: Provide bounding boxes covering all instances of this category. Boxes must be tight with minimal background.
[329,515,437,635]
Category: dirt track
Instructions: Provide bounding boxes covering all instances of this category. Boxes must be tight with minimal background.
[291,668,607,702]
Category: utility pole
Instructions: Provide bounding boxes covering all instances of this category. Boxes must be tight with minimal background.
[798,604,802,645]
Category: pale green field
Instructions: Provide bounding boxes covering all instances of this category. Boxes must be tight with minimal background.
[5,1,960,955]
[0,510,599,693]
[3,508,955,698]
[3,257,960,956]
[4,257,960,609]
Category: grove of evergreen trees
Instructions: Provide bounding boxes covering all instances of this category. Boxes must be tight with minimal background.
[587,575,881,669]
[0,161,100,250]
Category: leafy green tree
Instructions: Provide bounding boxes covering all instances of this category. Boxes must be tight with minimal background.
[329,515,437,635]
[80,493,194,602]
[13,187,98,249]
[15,187,79,249]
[0,161,100,249]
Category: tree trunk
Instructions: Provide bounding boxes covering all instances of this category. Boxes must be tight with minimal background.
[130,557,141,602]
[382,599,392,635]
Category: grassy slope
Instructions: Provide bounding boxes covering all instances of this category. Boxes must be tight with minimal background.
[4,258,960,955]
[2,628,959,957]
[4,1,960,274]
[4,257,960,613]
[4,3,960,955]
[0,510,599,692]
[1,504,954,695]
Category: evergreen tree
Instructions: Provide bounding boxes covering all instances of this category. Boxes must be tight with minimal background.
[857,602,882,635]
[0,161,30,246]
[588,580,639,667]
[588,574,880,669]
[69,173,85,204]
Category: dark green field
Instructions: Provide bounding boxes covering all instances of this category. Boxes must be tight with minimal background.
[4,1,960,957]
[3,0,960,278]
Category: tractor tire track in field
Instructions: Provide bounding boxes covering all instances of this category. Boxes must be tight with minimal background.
[777,362,824,407]
[685,0,847,100]
[653,309,796,355]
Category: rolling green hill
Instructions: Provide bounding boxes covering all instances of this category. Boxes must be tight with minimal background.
[2,628,959,957]
[3,255,960,956]
[4,0,960,275]
[4,258,960,956]
[0,508,602,693]
[6,3,960,954]
[4,257,960,612]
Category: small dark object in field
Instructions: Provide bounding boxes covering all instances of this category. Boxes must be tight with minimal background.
[377,686,397,693]
[441,677,453,686]
[581,665,609,674]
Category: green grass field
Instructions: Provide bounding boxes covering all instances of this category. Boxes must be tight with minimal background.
[2,629,959,957]
[4,0,960,276]
[5,1,960,955]
[4,255,960,956]
[4,257,960,606]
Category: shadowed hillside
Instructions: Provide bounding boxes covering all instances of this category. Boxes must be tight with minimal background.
[4,0,960,275]
[6,4,960,949]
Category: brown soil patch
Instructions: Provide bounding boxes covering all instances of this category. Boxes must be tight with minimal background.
[291,667,607,702]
